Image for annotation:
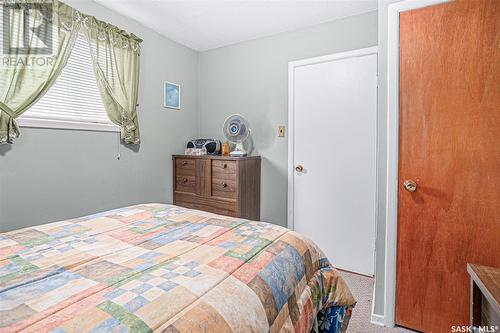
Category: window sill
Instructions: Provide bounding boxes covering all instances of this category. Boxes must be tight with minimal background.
[17,117,120,133]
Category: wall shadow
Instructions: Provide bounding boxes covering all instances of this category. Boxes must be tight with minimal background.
[0,144,12,156]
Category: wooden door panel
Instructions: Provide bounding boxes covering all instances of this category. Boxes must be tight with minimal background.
[396,1,500,331]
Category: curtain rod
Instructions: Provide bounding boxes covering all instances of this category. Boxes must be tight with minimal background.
[59,0,143,43]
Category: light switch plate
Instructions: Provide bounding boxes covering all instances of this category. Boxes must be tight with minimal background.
[278,126,285,137]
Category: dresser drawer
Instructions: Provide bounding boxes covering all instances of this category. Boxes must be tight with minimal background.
[175,158,196,176]
[175,192,238,217]
[175,175,196,194]
[211,160,237,180]
[212,179,237,199]
[177,201,238,217]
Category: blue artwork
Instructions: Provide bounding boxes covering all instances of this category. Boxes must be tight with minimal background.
[164,82,180,109]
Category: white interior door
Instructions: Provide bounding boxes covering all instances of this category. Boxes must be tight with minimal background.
[289,48,377,276]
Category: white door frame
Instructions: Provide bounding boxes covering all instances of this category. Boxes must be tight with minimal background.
[287,46,378,231]
[384,0,450,327]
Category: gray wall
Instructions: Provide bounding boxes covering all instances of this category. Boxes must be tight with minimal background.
[0,0,199,232]
[198,11,378,227]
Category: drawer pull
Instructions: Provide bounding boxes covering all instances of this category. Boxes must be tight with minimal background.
[222,182,228,188]
[182,178,188,184]
[223,164,228,169]
[182,161,188,166]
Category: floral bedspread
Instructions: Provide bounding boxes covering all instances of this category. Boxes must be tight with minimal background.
[0,204,355,332]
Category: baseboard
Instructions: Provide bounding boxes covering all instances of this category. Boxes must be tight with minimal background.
[336,267,374,278]
[371,313,385,326]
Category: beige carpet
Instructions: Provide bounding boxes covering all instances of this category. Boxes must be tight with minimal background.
[338,271,414,333]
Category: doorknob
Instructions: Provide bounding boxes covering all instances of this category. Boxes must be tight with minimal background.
[403,179,417,192]
[295,165,304,172]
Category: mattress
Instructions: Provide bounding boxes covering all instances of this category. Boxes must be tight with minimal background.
[0,204,356,333]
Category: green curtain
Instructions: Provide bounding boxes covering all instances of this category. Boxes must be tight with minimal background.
[82,16,142,144]
[0,1,81,144]
[0,0,143,145]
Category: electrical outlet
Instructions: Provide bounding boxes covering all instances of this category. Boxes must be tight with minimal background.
[278,126,285,138]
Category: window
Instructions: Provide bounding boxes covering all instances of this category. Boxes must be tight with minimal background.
[18,34,119,132]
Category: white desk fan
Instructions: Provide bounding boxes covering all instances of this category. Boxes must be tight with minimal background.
[223,114,251,157]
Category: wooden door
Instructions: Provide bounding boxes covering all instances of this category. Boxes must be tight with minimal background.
[292,49,377,276]
[396,1,500,331]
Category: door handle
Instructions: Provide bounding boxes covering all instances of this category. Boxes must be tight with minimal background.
[403,179,417,192]
[295,165,304,172]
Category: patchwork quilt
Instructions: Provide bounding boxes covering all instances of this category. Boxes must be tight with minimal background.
[0,204,356,333]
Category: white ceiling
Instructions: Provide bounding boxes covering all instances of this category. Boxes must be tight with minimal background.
[93,0,377,52]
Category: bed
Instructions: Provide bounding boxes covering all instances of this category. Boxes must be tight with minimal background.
[0,204,355,333]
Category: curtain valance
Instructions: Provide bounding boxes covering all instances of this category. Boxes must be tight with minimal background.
[0,0,142,144]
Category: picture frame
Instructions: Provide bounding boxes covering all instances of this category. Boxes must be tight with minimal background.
[164,81,181,109]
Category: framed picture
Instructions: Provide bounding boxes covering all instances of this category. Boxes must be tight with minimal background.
[164,81,181,109]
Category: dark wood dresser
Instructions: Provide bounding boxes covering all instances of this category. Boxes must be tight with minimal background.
[173,155,261,220]
[468,264,500,328]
